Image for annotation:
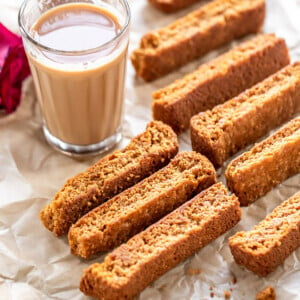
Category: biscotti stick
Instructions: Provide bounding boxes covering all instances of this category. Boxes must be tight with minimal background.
[69,151,216,258]
[191,62,300,168]
[80,183,241,300]
[40,121,178,236]
[226,117,300,206]
[149,0,201,13]
[153,34,289,132]
[229,191,300,276]
[131,0,265,81]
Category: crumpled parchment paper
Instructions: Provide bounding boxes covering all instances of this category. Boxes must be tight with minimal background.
[0,0,300,299]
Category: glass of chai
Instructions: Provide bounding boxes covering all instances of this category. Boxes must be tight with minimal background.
[18,0,130,156]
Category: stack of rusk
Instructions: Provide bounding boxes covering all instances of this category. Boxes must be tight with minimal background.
[41,0,300,299]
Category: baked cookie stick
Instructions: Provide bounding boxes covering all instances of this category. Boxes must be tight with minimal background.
[229,191,300,276]
[131,0,265,81]
[191,62,300,168]
[149,0,201,13]
[40,121,178,236]
[226,117,300,206]
[153,34,289,132]
[69,151,216,258]
[80,183,241,300]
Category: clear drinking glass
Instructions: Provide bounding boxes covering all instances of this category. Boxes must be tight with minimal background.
[18,0,130,156]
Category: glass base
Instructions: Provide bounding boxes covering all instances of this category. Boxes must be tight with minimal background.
[43,126,122,157]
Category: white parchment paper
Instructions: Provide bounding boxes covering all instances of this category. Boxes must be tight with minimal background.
[0,0,300,299]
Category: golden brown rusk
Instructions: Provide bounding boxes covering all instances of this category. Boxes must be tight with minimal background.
[153,34,289,133]
[40,121,178,236]
[68,151,216,258]
[191,62,300,168]
[148,0,201,13]
[131,0,265,81]
[226,117,300,206]
[230,191,300,276]
[80,183,241,300]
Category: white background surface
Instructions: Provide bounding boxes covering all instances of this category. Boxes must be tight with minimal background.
[0,0,300,299]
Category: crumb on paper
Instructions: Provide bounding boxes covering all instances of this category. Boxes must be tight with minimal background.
[209,285,214,291]
[224,290,231,299]
[187,268,202,275]
[232,275,237,284]
[256,286,276,300]
[210,291,214,298]
[158,284,167,291]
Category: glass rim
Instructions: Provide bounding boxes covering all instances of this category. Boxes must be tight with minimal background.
[18,0,131,56]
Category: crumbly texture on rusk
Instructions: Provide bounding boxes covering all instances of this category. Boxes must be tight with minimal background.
[153,34,289,132]
[40,121,178,236]
[80,183,241,300]
[256,287,276,300]
[131,0,265,81]
[226,117,300,206]
[229,191,300,277]
[68,151,216,258]
[148,0,201,13]
[191,62,300,168]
